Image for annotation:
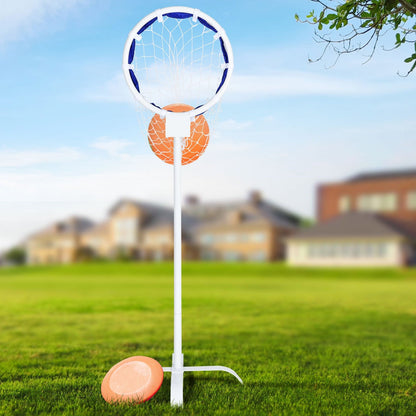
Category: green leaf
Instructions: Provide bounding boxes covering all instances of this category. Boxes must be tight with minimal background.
[295,13,299,21]
[395,33,401,44]
[327,14,338,20]
[409,60,416,74]
[360,19,372,27]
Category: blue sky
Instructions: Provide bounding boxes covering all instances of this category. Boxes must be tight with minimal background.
[0,0,415,250]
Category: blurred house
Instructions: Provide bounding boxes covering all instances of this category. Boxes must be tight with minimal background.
[26,217,94,264]
[186,191,300,261]
[287,168,416,267]
[26,191,302,264]
[317,168,416,223]
[81,199,199,261]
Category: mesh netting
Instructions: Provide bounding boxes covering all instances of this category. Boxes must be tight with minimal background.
[128,13,227,110]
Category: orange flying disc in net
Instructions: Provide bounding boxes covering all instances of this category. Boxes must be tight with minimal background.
[101,356,164,404]
[148,103,209,165]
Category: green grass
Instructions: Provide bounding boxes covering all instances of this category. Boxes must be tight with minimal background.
[0,262,416,415]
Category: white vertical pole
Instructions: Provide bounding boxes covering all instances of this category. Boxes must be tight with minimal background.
[173,135,182,362]
[171,135,184,406]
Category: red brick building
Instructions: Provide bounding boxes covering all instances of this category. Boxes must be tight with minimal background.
[317,169,416,223]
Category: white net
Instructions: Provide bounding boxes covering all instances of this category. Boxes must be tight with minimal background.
[126,12,230,165]
[128,13,227,110]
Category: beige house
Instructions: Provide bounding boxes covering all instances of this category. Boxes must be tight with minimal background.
[186,192,300,261]
[26,217,94,264]
[26,192,302,264]
[286,212,416,267]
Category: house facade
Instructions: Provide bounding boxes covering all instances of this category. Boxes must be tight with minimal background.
[186,192,300,261]
[317,168,416,223]
[25,191,302,264]
[287,212,415,267]
[26,217,95,264]
[287,168,416,267]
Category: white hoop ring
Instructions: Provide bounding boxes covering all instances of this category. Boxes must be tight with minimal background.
[122,6,234,118]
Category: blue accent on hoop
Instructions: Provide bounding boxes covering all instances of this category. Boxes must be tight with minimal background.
[164,12,192,19]
[219,37,229,63]
[128,39,135,64]
[137,17,157,35]
[151,102,161,109]
[215,68,228,94]
[129,69,140,92]
[198,17,217,33]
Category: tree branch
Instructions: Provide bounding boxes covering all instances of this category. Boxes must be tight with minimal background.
[399,1,416,15]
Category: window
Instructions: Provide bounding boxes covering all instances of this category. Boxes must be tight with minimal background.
[157,234,170,245]
[153,250,163,261]
[357,195,370,211]
[357,193,398,212]
[223,251,240,262]
[225,233,238,243]
[383,193,397,211]
[90,238,102,249]
[375,243,387,257]
[240,233,249,242]
[200,234,214,244]
[201,250,216,260]
[306,242,389,259]
[365,243,375,258]
[250,251,266,262]
[407,191,416,210]
[251,233,266,243]
[114,217,138,245]
[308,244,318,258]
[339,195,350,213]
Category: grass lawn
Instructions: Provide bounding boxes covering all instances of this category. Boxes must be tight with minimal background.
[0,262,416,415]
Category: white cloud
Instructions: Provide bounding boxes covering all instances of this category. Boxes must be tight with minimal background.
[0,0,86,45]
[217,119,253,131]
[91,137,134,158]
[85,72,134,104]
[87,65,414,107]
[227,70,413,100]
[0,147,81,167]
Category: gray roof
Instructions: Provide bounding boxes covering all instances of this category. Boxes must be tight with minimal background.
[110,195,302,233]
[109,198,198,231]
[82,220,110,236]
[28,216,95,239]
[185,198,302,230]
[258,200,302,228]
[347,168,416,183]
[289,212,416,240]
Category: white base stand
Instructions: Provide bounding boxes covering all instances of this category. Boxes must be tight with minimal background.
[166,118,243,407]
[163,355,243,407]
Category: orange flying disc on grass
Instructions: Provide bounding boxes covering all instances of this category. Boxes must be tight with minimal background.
[148,103,210,165]
[101,356,163,404]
